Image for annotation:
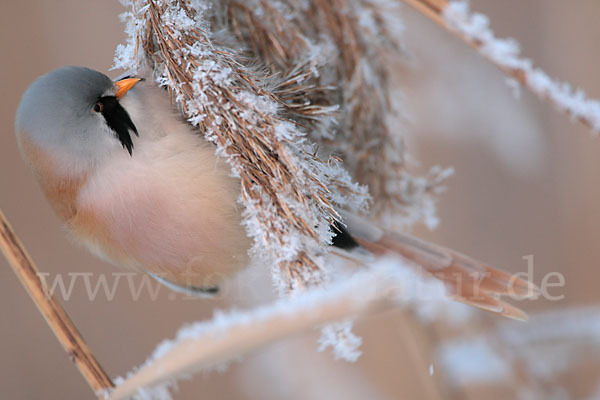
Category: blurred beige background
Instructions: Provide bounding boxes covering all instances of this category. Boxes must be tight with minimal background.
[1,1,599,399]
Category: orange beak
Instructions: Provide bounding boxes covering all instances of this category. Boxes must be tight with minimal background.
[114,77,142,99]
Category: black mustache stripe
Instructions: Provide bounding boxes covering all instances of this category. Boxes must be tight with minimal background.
[98,96,138,156]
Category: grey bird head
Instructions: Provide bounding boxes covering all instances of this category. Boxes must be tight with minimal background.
[15,66,141,161]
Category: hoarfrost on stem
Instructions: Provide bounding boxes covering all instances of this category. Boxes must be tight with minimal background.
[113,258,459,396]
[444,1,600,133]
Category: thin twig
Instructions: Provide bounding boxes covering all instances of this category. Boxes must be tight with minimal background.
[401,0,600,134]
[0,209,113,398]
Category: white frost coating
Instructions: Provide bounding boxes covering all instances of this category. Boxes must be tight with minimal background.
[381,165,454,230]
[438,338,511,385]
[444,1,600,133]
[113,259,459,396]
[496,306,600,380]
[113,1,146,71]
[318,320,363,362]
[437,306,600,389]
[109,377,173,400]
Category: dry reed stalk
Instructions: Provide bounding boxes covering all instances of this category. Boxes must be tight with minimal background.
[401,0,600,134]
[0,209,113,398]
[226,0,409,215]
[108,268,401,400]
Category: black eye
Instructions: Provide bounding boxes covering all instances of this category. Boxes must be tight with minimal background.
[93,102,103,113]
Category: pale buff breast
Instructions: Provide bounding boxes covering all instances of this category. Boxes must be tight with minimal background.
[71,129,251,289]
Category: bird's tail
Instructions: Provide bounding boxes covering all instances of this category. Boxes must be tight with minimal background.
[342,215,539,320]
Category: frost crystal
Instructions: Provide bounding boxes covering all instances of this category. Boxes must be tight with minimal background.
[438,338,511,385]
[318,320,363,362]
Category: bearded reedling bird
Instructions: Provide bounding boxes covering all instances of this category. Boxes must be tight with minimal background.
[15,66,538,316]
